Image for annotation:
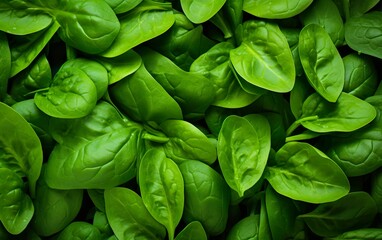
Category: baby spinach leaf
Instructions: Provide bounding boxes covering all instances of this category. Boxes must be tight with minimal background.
[300,0,345,46]
[179,160,230,236]
[342,53,378,99]
[265,142,350,203]
[371,168,382,213]
[0,102,43,196]
[34,67,98,119]
[139,149,184,240]
[243,0,313,19]
[10,54,52,101]
[0,168,34,235]
[265,185,300,240]
[345,11,382,59]
[190,42,259,108]
[180,0,226,24]
[227,214,260,239]
[56,222,101,240]
[45,0,120,54]
[9,21,60,77]
[109,64,183,123]
[101,0,175,57]
[299,24,344,102]
[299,92,377,133]
[218,114,270,197]
[45,127,141,189]
[0,32,10,101]
[104,187,167,240]
[104,0,142,14]
[160,120,217,164]
[32,167,83,237]
[139,47,215,119]
[95,50,142,85]
[299,192,378,237]
[230,20,295,93]
[174,221,207,240]
[60,58,108,100]
[349,0,380,17]
[0,1,52,35]
[323,96,382,176]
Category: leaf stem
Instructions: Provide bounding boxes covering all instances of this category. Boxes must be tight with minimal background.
[142,133,169,143]
[286,131,322,142]
[23,87,50,97]
[286,115,318,136]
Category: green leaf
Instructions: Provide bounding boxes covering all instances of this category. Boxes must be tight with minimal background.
[230,20,295,93]
[57,222,101,240]
[299,24,344,102]
[327,228,382,239]
[0,1,52,35]
[0,32,10,101]
[218,114,270,196]
[105,187,167,240]
[109,64,183,123]
[299,92,377,133]
[243,0,313,19]
[299,192,378,237]
[179,160,230,236]
[175,221,207,240]
[160,120,217,165]
[0,102,43,196]
[34,67,98,119]
[265,142,350,203]
[345,11,382,59]
[180,0,226,24]
[95,50,142,85]
[0,168,34,235]
[227,214,260,239]
[101,0,175,57]
[104,0,142,14]
[139,149,184,240]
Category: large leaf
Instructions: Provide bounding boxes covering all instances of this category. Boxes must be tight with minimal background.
[265,142,350,203]
[230,20,295,93]
[180,0,226,24]
[243,0,313,19]
[139,149,184,240]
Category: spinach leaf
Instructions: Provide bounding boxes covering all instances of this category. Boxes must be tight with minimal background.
[10,54,52,101]
[139,47,215,119]
[139,149,184,240]
[174,221,208,240]
[243,0,313,19]
[179,160,230,236]
[218,114,271,197]
[230,20,295,93]
[323,96,382,176]
[0,1,52,35]
[60,58,108,100]
[227,214,260,239]
[109,64,183,123]
[101,0,175,57]
[371,168,382,213]
[95,50,142,85]
[160,120,217,164]
[345,11,382,59]
[56,222,101,240]
[0,168,34,235]
[265,142,350,203]
[180,0,226,24]
[343,53,378,99]
[45,101,142,189]
[190,42,259,108]
[34,67,98,119]
[299,24,344,102]
[0,102,43,196]
[297,92,377,133]
[32,167,83,237]
[104,187,167,240]
[299,192,378,237]
[349,0,380,17]
[300,0,345,46]
[9,21,59,77]
[0,32,10,101]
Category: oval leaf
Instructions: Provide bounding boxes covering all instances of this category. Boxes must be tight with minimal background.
[180,0,226,24]
[243,0,313,19]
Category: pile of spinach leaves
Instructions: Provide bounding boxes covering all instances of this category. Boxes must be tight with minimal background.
[1,0,382,239]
